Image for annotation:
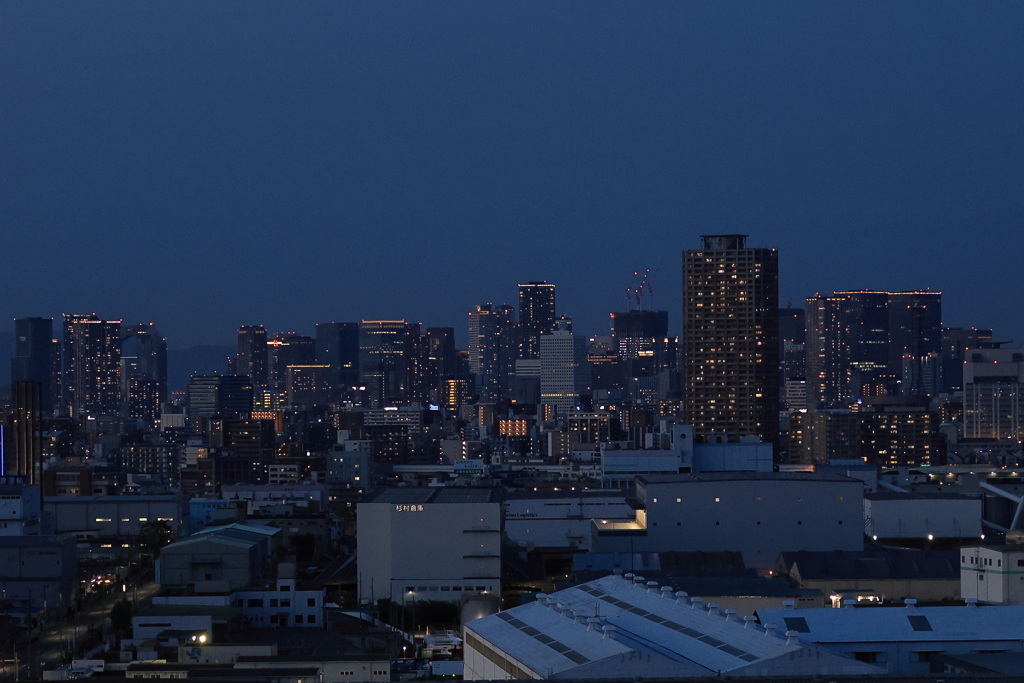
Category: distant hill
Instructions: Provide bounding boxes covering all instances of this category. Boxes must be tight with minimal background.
[168,345,235,393]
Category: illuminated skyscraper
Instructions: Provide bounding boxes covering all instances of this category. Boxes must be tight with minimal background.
[237,325,269,387]
[806,290,941,406]
[518,281,556,359]
[540,320,589,417]
[121,322,168,425]
[62,313,122,419]
[682,235,779,445]
[468,303,516,402]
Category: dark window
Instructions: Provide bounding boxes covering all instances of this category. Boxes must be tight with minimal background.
[784,617,810,633]
[295,615,303,624]
[308,598,316,607]
[854,652,878,663]
[280,585,291,592]
[308,614,316,623]
[281,599,291,607]
[798,521,802,525]
[907,615,933,632]
[270,599,278,608]
[247,599,263,608]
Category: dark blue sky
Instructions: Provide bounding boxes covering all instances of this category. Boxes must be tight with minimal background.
[2,1,1022,349]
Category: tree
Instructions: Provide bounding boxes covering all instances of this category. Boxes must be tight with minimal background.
[110,598,133,633]
[290,533,316,562]
[137,520,174,559]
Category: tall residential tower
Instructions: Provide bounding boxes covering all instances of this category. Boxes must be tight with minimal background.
[682,235,779,446]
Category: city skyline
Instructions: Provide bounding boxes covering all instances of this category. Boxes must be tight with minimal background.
[2,2,1022,349]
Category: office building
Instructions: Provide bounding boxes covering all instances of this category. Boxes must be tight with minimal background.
[422,326,458,404]
[942,327,995,393]
[682,235,779,445]
[237,325,269,387]
[315,322,360,394]
[889,290,942,396]
[10,317,58,415]
[62,313,122,419]
[359,320,418,408]
[610,310,669,363]
[964,348,1024,441]
[285,365,333,408]
[7,382,43,483]
[540,322,589,417]
[806,290,938,407]
[268,333,316,391]
[187,375,255,419]
[517,282,556,360]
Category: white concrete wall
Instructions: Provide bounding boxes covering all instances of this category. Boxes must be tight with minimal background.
[359,499,501,604]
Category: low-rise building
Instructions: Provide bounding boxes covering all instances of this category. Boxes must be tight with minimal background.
[593,473,864,569]
[777,549,961,604]
[757,602,1024,674]
[358,487,502,604]
[961,540,1024,605]
[864,491,982,542]
[463,573,881,679]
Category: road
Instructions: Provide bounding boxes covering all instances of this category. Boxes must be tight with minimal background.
[1,570,160,681]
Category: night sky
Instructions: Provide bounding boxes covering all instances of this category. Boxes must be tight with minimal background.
[2,1,1022,350]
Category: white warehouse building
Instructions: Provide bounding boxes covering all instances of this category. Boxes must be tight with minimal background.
[463,573,881,679]
[358,488,502,605]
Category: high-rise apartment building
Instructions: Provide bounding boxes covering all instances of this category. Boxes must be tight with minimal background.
[62,313,122,419]
[237,325,269,387]
[121,323,168,425]
[518,282,556,360]
[10,317,58,415]
[468,303,516,402]
[682,235,779,445]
